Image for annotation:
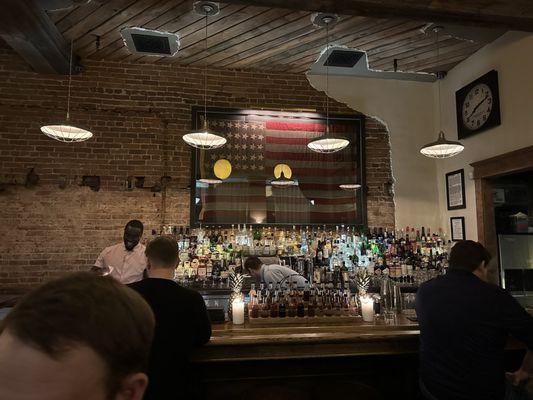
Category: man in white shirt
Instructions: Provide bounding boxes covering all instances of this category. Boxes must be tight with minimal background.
[93,220,148,284]
[244,256,307,287]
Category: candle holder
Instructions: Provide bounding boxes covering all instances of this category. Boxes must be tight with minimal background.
[360,295,375,322]
[232,298,245,325]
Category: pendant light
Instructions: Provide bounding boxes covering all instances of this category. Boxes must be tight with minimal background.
[40,39,93,142]
[308,14,349,154]
[271,170,297,187]
[198,177,222,185]
[420,27,464,159]
[339,183,361,191]
[183,2,226,150]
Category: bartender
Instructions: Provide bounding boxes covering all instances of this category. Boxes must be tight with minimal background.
[244,256,307,287]
[92,220,147,284]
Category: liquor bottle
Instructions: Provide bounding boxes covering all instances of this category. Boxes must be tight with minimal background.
[303,282,310,302]
[270,290,279,318]
[278,291,287,318]
[296,292,305,317]
[250,295,259,318]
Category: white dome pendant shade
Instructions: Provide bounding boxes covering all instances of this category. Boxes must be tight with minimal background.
[40,39,93,142]
[339,183,361,190]
[183,2,225,151]
[41,124,93,142]
[308,126,350,153]
[420,131,464,159]
[198,177,222,185]
[183,120,227,150]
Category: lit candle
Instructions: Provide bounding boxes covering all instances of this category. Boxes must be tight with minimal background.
[360,296,375,322]
[232,299,245,325]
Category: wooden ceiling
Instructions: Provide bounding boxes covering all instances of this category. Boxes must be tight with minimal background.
[8,0,516,75]
[45,1,492,74]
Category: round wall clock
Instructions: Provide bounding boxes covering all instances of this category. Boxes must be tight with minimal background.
[455,70,501,139]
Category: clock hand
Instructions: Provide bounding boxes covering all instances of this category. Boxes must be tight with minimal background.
[468,94,489,119]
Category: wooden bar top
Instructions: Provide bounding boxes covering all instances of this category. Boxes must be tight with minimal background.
[192,316,421,363]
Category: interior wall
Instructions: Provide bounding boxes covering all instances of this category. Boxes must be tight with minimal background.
[307,73,440,232]
[0,41,394,291]
[436,31,533,240]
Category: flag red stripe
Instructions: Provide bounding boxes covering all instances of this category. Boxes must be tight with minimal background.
[265,120,353,133]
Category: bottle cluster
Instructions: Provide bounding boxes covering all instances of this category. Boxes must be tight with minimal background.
[158,224,451,288]
[248,282,358,319]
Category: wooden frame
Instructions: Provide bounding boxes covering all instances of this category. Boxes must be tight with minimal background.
[189,106,367,228]
[471,145,533,284]
[450,217,466,241]
[445,169,466,210]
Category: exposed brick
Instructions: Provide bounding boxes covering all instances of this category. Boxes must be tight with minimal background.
[0,42,393,291]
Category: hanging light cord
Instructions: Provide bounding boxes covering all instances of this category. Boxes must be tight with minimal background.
[67,38,73,121]
[204,12,208,129]
[436,27,442,131]
[325,21,329,135]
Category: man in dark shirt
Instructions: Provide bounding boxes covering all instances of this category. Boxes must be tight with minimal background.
[130,236,211,400]
[416,240,533,400]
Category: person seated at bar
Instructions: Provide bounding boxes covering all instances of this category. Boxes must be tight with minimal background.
[0,272,154,400]
[92,219,148,284]
[244,256,307,287]
[129,236,211,400]
[416,240,533,400]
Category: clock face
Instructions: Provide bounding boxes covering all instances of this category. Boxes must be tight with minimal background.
[461,83,493,131]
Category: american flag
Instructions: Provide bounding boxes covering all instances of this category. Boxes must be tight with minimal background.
[196,116,361,224]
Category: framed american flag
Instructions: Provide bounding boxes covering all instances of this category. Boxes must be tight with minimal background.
[190,107,366,227]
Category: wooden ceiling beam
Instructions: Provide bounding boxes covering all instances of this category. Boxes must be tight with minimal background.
[219,0,533,32]
[0,0,71,74]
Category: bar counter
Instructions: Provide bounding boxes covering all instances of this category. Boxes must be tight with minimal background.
[193,316,419,363]
[190,317,423,399]
[191,317,528,400]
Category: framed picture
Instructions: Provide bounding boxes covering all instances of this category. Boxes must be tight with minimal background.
[450,217,466,241]
[446,169,466,210]
[189,107,366,227]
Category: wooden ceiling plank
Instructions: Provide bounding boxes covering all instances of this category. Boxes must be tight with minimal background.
[165,5,277,64]
[61,0,139,41]
[76,0,180,58]
[169,8,300,64]
[366,33,448,61]
[370,37,460,69]
[371,38,471,70]
[153,5,272,64]
[86,0,192,60]
[0,0,70,74]
[116,3,246,63]
[46,4,86,24]
[217,0,533,32]
[219,15,374,69]
[276,21,438,71]
[405,50,481,72]
[190,12,315,67]
[181,10,307,65]
[55,0,107,33]
[397,42,484,71]
[252,19,414,71]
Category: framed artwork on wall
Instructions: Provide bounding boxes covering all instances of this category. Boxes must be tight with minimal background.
[450,217,466,241]
[446,169,466,210]
[189,107,367,227]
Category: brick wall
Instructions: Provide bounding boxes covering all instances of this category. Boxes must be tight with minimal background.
[0,42,394,291]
